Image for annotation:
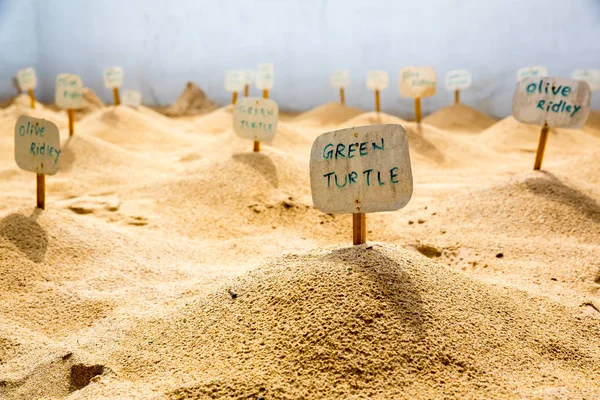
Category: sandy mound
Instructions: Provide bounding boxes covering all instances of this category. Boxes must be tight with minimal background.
[583,109,600,137]
[338,111,409,128]
[163,82,217,117]
[552,152,600,185]
[0,95,68,132]
[293,102,363,126]
[110,244,600,399]
[423,103,497,134]
[189,105,234,134]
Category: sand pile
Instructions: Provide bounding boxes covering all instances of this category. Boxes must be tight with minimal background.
[553,151,600,185]
[189,105,235,135]
[338,111,408,128]
[163,82,217,117]
[0,95,68,131]
[109,244,600,399]
[423,103,497,134]
[293,102,363,126]
[583,109,600,137]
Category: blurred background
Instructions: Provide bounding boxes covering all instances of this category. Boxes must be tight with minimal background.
[1,0,598,118]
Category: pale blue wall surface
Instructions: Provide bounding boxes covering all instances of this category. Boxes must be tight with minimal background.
[1,0,599,117]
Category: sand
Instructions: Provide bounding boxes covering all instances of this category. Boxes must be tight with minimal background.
[0,91,599,399]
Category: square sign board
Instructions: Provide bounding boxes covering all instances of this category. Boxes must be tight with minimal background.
[445,69,471,91]
[517,66,547,81]
[366,71,388,90]
[225,70,246,92]
[256,63,274,90]
[15,116,61,175]
[513,77,591,129]
[122,90,142,108]
[17,67,37,91]
[310,124,412,214]
[104,67,124,88]
[399,66,437,98]
[233,97,279,142]
[571,69,600,92]
[55,74,83,109]
[331,70,350,88]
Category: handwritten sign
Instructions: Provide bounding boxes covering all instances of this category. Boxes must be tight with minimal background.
[244,69,255,85]
[15,116,61,175]
[233,97,279,143]
[517,66,548,81]
[445,69,471,91]
[122,90,142,108]
[256,63,274,90]
[399,66,437,98]
[331,70,350,88]
[513,77,591,128]
[16,67,37,91]
[366,71,388,90]
[310,124,412,214]
[104,67,124,88]
[571,69,600,92]
[225,70,246,92]
[55,74,83,109]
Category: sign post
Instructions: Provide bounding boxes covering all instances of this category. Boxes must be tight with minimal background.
[571,69,600,92]
[310,124,413,245]
[255,63,274,151]
[225,70,245,105]
[445,69,471,105]
[366,71,388,113]
[55,74,84,136]
[400,66,437,123]
[244,69,254,97]
[233,97,279,153]
[17,67,37,109]
[122,90,142,108]
[104,67,124,106]
[14,116,61,210]
[512,77,591,170]
[331,70,350,105]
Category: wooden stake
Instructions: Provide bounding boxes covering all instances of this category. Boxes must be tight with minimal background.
[253,140,260,152]
[232,91,238,105]
[339,87,345,105]
[68,109,75,136]
[113,87,120,106]
[533,122,550,170]
[454,89,460,104]
[28,89,36,109]
[415,97,422,123]
[263,89,269,99]
[353,213,366,245]
[244,84,249,97]
[36,173,45,210]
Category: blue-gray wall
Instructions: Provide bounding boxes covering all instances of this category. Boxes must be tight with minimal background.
[1,0,599,117]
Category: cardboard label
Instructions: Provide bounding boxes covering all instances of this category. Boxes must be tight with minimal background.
[366,71,388,90]
[571,69,600,92]
[517,66,547,81]
[244,69,255,85]
[445,69,471,91]
[233,97,279,142]
[122,90,142,108]
[399,66,437,98]
[256,63,274,90]
[55,74,83,109]
[310,124,412,214]
[513,77,591,128]
[331,70,350,88]
[16,67,37,90]
[104,66,124,88]
[15,116,61,175]
[225,70,246,92]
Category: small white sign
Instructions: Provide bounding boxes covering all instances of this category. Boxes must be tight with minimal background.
[244,69,255,85]
[571,69,600,92]
[104,66,124,88]
[513,77,591,129]
[517,66,548,81]
[310,124,413,214]
[445,69,472,91]
[233,97,279,142]
[256,63,274,90]
[55,74,83,109]
[366,70,388,90]
[16,67,37,91]
[399,66,437,98]
[331,70,350,88]
[15,116,61,175]
[122,90,142,108]
[225,70,246,92]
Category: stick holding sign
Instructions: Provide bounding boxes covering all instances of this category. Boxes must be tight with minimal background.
[366,71,388,113]
[331,70,350,105]
[104,67,124,106]
[56,74,84,137]
[244,70,254,97]
[310,124,413,245]
[400,66,437,123]
[233,97,279,154]
[445,69,471,105]
[512,76,591,170]
[225,70,245,105]
[14,116,61,210]
[17,67,37,109]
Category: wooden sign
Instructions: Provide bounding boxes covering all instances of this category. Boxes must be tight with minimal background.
[399,66,437,98]
[513,77,591,170]
[331,70,350,105]
[55,74,83,109]
[225,70,245,105]
[445,69,471,104]
[104,66,124,88]
[243,69,255,97]
[310,124,412,245]
[256,63,274,100]
[15,116,61,209]
[517,66,547,81]
[17,67,37,109]
[122,90,142,108]
[233,97,279,152]
[571,69,600,92]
